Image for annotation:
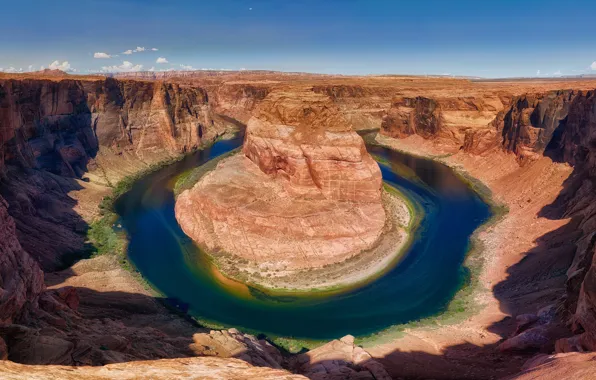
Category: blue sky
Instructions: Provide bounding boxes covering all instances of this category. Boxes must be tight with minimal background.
[1,0,596,77]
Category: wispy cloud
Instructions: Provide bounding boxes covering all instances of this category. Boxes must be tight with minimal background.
[94,52,112,59]
[0,67,22,73]
[101,60,143,72]
[156,57,169,64]
[121,46,154,55]
[591,61,596,70]
[49,60,74,72]
[179,64,194,70]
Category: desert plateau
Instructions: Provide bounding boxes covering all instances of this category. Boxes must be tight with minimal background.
[2,1,596,379]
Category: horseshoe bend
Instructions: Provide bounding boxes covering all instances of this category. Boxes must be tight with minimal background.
[175,91,412,290]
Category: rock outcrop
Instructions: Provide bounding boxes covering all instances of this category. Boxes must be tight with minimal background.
[176,91,387,284]
[381,96,444,139]
[508,352,596,380]
[0,78,226,179]
[290,335,392,380]
[0,356,307,380]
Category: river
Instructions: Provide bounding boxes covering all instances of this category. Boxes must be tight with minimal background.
[114,133,491,340]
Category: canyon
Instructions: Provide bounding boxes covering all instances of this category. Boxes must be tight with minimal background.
[2,69,596,378]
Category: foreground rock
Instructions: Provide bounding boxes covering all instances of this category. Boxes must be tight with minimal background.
[176,91,393,288]
[507,352,596,380]
[0,357,307,380]
[290,335,391,380]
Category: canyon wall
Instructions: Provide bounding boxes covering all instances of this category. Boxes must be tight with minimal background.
[0,77,236,364]
[0,78,230,271]
[0,78,225,179]
[461,89,596,352]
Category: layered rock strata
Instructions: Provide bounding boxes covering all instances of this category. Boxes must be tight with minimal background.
[0,78,231,271]
[453,89,596,353]
[176,91,390,285]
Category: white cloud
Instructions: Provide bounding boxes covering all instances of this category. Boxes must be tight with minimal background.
[49,60,74,72]
[591,61,596,70]
[179,64,194,70]
[101,60,144,72]
[148,67,156,72]
[122,49,133,55]
[151,48,158,51]
[0,67,22,73]
[156,57,169,64]
[553,70,562,76]
[28,65,34,72]
[134,46,146,52]
[94,52,112,59]
[536,70,541,76]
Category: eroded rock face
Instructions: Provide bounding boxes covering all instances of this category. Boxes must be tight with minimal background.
[381,97,443,139]
[472,89,596,352]
[0,196,44,324]
[0,78,231,271]
[176,91,385,274]
[509,352,596,380]
[492,91,576,161]
[243,91,383,202]
[0,78,224,178]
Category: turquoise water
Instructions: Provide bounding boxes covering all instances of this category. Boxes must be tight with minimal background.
[114,135,491,340]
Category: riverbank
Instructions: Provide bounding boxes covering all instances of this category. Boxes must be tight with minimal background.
[362,132,574,379]
[47,129,241,301]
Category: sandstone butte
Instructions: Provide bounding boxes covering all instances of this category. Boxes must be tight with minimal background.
[3,69,596,378]
[174,90,410,290]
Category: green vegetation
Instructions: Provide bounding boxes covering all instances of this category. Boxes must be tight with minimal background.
[85,135,234,291]
[173,147,241,197]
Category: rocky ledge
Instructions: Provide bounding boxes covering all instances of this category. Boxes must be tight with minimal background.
[175,91,410,289]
